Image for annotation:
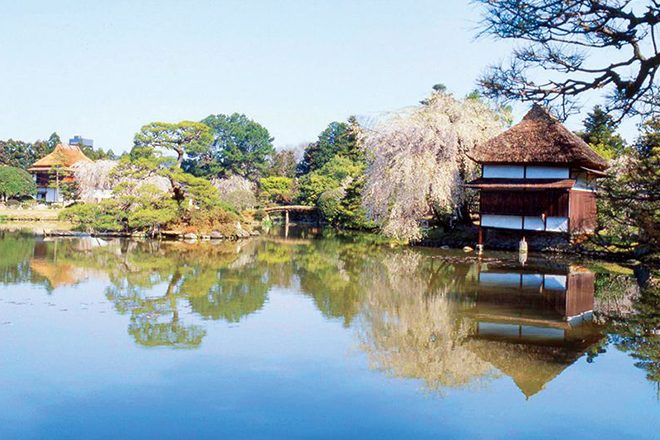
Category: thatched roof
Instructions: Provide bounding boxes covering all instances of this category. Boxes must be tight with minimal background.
[30,260,78,288]
[467,339,577,398]
[467,334,603,398]
[468,105,608,171]
[28,144,92,171]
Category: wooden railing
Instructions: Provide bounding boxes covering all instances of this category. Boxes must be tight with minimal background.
[263,205,317,213]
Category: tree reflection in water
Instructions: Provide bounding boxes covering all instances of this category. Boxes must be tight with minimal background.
[0,231,657,396]
[602,278,660,386]
[357,251,498,393]
[102,240,264,348]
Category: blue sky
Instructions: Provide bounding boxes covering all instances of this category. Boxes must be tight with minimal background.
[0,0,638,152]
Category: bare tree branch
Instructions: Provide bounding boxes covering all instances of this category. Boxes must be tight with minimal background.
[476,0,660,120]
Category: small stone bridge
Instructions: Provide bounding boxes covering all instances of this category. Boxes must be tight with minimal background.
[263,205,319,227]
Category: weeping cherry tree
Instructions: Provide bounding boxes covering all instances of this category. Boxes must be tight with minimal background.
[360,91,508,241]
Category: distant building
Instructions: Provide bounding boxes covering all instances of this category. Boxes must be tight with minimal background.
[69,135,94,148]
[28,144,92,202]
[467,105,609,246]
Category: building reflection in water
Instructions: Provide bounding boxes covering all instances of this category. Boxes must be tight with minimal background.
[358,252,604,398]
[466,261,602,398]
[2,233,637,397]
[29,238,110,290]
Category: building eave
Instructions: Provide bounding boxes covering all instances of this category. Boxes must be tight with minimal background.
[466,178,576,190]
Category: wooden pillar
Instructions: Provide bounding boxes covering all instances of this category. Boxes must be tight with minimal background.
[477,226,484,254]
[542,212,547,231]
[284,210,289,239]
[55,169,60,203]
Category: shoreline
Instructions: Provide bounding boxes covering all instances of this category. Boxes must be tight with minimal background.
[0,222,257,241]
[0,217,649,266]
[41,228,261,241]
[1,224,642,266]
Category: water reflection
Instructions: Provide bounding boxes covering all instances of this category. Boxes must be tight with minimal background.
[356,254,610,397]
[357,252,498,393]
[467,262,602,398]
[0,230,657,397]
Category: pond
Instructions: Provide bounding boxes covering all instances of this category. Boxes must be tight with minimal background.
[0,228,658,439]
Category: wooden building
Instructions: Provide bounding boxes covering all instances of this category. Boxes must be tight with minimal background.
[470,262,596,324]
[465,262,602,398]
[28,143,92,202]
[467,105,608,244]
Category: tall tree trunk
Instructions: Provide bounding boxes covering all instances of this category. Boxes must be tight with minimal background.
[168,176,185,203]
[175,146,184,168]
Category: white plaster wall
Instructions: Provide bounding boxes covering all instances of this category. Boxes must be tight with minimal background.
[523,216,545,231]
[477,323,520,338]
[480,272,521,287]
[573,173,596,191]
[526,166,569,179]
[545,216,569,232]
[481,214,523,230]
[478,323,564,340]
[544,274,567,290]
[45,188,59,203]
[483,215,568,232]
[520,326,564,339]
[483,165,525,178]
[522,274,543,288]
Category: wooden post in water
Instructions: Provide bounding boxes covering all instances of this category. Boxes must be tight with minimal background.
[284,210,289,239]
[477,226,484,254]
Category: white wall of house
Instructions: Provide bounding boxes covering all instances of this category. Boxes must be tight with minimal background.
[44,188,60,203]
[476,322,565,340]
[545,216,569,232]
[572,172,597,191]
[479,272,521,287]
[481,214,569,232]
[544,275,567,290]
[483,165,525,178]
[36,187,60,203]
[478,272,566,291]
[481,214,523,229]
[523,216,545,231]
[522,274,543,288]
[482,164,570,179]
[526,166,569,179]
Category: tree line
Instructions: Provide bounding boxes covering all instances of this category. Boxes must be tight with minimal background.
[1,0,657,257]
[1,88,657,260]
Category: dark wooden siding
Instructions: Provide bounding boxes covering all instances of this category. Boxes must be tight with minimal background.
[480,191,569,216]
[35,173,49,187]
[565,271,595,318]
[569,190,597,233]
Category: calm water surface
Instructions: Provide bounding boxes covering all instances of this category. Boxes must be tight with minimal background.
[1,229,658,439]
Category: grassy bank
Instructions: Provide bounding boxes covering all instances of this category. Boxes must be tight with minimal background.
[0,207,62,221]
[0,207,73,234]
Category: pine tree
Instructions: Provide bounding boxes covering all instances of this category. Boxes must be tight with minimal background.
[580,106,626,160]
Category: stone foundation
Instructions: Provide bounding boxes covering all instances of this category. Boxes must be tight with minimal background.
[415,226,576,253]
[481,229,571,252]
